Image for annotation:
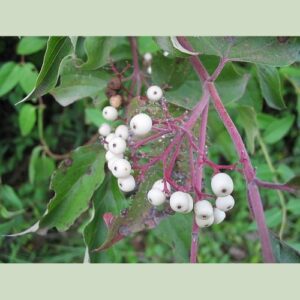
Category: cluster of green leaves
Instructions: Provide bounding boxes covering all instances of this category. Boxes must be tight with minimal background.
[1,36,300,263]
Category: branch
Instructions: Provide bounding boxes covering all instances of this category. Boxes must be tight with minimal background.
[255,179,296,193]
[190,102,209,263]
[179,38,275,263]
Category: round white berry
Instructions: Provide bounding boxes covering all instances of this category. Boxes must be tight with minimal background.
[111,159,131,178]
[118,175,136,192]
[170,191,190,213]
[185,193,194,213]
[213,208,226,224]
[102,106,118,121]
[98,123,111,136]
[195,215,214,228]
[146,85,163,102]
[105,150,123,162]
[115,125,129,140]
[216,195,235,212]
[147,188,166,206]
[108,137,127,154]
[143,52,152,62]
[130,113,152,136]
[194,200,213,220]
[104,133,116,150]
[152,179,171,194]
[211,173,234,197]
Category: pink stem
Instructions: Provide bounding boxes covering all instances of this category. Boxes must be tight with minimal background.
[128,37,142,97]
[207,82,274,262]
[255,179,296,193]
[179,37,275,263]
[190,103,209,263]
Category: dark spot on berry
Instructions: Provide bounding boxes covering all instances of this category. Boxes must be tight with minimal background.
[149,198,152,203]
[227,206,232,210]
[177,205,182,209]
[222,188,227,193]
[133,124,136,129]
[119,183,123,187]
[154,91,157,94]
[202,215,207,219]
[114,167,117,171]
[113,143,116,147]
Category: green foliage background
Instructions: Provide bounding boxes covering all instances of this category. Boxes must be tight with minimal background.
[0,36,300,263]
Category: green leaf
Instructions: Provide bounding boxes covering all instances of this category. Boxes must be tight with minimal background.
[29,146,43,184]
[154,37,188,58]
[85,108,110,127]
[83,175,126,263]
[35,155,56,183]
[17,37,73,104]
[270,231,300,263]
[236,105,259,153]
[94,165,169,251]
[256,65,286,110]
[79,37,117,70]
[263,115,295,144]
[18,103,37,136]
[152,59,249,110]
[153,213,192,262]
[50,58,109,106]
[40,144,106,231]
[19,63,38,94]
[185,37,300,66]
[138,37,160,54]
[0,62,22,97]
[0,185,23,209]
[287,198,300,215]
[238,71,263,112]
[17,37,47,55]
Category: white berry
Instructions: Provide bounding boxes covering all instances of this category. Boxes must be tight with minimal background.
[108,137,127,154]
[146,85,163,102]
[211,173,234,197]
[194,200,213,220]
[98,123,111,136]
[115,125,129,140]
[216,195,235,212]
[152,179,171,194]
[105,150,123,161]
[186,193,194,213]
[170,191,190,213]
[143,52,152,62]
[130,113,152,136]
[102,106,118,121]
[118,175,136,192]
[111,159,131,178]
[147,188,166,206]
[104,133,116,150]
[195,215,214,228]
[213,208,226,224]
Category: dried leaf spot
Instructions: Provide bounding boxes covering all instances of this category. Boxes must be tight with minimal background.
[64,158,73,167]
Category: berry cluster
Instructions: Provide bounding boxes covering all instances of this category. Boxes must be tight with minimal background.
[98,83,236,229]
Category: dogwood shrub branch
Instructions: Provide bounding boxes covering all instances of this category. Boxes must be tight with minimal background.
[177,36,275,263]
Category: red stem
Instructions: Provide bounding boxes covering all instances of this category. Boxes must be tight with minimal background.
[255,179,296,193]
[190,103,209,263]
[178,36,275,263]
